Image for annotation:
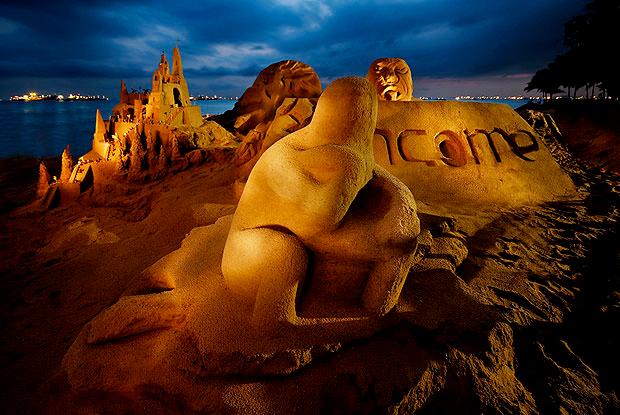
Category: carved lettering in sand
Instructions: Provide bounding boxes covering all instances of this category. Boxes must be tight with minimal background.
[374,127,539,167]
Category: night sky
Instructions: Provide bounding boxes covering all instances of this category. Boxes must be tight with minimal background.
[0,0,587,99]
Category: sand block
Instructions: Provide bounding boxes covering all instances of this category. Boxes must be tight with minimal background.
[373,100,576,205]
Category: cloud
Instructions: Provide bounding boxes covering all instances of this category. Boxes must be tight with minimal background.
[0,17,22,34]
[112,23,188,68]
[0,0,589,97]
[189,43,279,70]
[274,0,334,30]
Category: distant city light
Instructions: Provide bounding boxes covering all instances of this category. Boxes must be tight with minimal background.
[9,92,108,102]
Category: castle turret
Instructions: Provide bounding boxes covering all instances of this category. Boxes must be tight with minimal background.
[61,145,73,182]
[120,80,128,104]
[159,52,170,77]
[94,109,106,140]
[171,47,190,107]
[37,162,51,199]
[88,109,111,160]
[171,47,184,77]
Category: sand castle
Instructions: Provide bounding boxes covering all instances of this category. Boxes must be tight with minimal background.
[37,47,238,208]
[87,46,206,166]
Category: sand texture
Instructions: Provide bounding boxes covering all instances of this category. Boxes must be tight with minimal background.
[0,104,619,414]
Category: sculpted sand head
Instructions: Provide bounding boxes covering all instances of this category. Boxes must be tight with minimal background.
[304,76,377,152]
[367,58,413,101]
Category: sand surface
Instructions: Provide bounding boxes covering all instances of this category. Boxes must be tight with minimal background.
[0,118,619,414]
[519,101,620,173]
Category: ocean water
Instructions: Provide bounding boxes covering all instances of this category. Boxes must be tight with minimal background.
[448,99,535,108]
[0,100,236,159]
[0,98,527,159]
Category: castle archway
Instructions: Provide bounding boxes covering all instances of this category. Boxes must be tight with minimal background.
[173,88,182,106]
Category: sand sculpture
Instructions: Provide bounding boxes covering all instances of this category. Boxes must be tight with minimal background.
[212,60,322,176]
[54,71,603,415]
[62,77,477,399]
[372,99,576,204]
[43,47,238,206]
[60,145,73,182]
[367,58,414,101]
[6,48,611,413]
[36,162,51,199]
[222,77,421,328]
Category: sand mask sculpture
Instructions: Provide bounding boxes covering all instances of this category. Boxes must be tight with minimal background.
[367,57,414,101]
[222,77,421,328]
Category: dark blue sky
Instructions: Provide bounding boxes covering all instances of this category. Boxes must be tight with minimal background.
[0,0,587,98]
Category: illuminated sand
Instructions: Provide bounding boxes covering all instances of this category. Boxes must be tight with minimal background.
[48,78,615,413]
[62,78,473,391]
[367,57,415,101]
[1,61,618,413]
[217,60,322,179]
[373,100,576,205]
[223,77,421,327]
[2,130,618,413]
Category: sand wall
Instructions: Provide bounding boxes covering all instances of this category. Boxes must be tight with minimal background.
[373,101,576,205]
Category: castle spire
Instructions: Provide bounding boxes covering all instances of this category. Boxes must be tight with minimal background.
[172,46,184,77]
[120,79,128,103]
[94,109,106,139]
[159,50,170,76]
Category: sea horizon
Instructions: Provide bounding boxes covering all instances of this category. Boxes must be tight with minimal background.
[0,98,534,159]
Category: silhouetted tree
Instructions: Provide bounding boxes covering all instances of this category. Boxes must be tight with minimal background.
[550,51,589,98]
[527,0,620,99]
[525,68,563,99]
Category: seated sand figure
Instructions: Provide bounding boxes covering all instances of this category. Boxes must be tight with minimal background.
[222,77,421,329]
[367,57,414,101]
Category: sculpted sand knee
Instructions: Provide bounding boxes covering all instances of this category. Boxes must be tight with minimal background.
[222,77,421,329]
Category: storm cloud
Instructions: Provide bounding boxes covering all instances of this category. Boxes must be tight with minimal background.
[0,0,587,97]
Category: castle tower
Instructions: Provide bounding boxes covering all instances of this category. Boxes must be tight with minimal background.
[148,52,168,120]
[159,52,169,76]
[89,109,111,159]
[151,52,169,93]
[171,46,191,107]
[94,109,106,140]
[171,47,183,77]
[145,46,202,126]
[120,80,128,105]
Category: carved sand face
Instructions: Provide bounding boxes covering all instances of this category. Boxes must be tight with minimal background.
[367,58,413,101]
